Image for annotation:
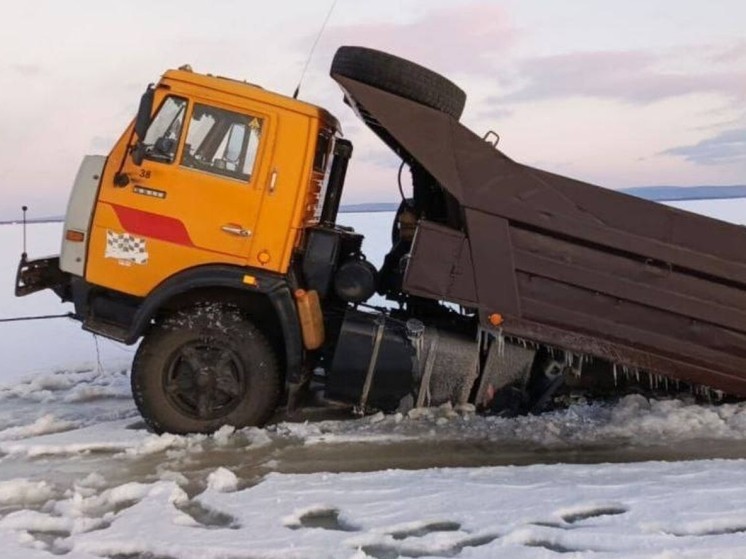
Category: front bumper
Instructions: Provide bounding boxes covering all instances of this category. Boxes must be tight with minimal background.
[15,255,71,300]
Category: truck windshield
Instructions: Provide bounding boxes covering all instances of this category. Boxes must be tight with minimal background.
[141,96,187,163]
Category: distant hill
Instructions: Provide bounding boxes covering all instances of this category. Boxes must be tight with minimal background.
[0,215,65,225]
[620,185,746,202]
[3,185,746,223]
[339,185,746,213]
[339,203,399,213]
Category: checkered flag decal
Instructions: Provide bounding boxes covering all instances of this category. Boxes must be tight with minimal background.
[105,230,148,264]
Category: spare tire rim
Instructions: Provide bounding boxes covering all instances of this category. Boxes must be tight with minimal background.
[164,340,247,421]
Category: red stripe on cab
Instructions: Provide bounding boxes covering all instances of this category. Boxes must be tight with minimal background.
[111,204,194,247]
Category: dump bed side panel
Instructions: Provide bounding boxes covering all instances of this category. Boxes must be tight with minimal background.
[334,74,746,395]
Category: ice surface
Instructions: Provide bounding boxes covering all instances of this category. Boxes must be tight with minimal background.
[665,198,746,225]
[3,210,746,557]
[0,460,743,558]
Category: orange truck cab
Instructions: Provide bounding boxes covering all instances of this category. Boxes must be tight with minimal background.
[90,67,341,297]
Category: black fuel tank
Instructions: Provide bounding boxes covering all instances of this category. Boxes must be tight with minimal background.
[327,309,416,411]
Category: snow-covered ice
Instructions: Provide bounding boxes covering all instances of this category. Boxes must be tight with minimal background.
[5,460,746,558]
[2,205,746,557]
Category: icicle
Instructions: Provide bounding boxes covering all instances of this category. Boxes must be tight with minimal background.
[613,363,618,386]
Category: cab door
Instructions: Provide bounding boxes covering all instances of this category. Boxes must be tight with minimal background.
[90,94,274,296]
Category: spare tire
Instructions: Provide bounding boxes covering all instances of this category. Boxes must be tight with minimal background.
[331,46,466,119]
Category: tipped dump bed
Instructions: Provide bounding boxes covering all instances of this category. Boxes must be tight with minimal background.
[333,73,746,396]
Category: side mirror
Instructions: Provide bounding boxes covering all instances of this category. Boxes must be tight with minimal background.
[130,85,154,166]
[134,85,155,141]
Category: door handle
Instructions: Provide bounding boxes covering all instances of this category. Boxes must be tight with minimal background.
[268,169,278,194]
[220,224,252,237]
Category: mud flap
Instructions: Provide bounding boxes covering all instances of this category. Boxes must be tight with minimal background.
[475,339,537,416]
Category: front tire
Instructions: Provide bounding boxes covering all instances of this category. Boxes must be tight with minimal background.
[131,304,280,434]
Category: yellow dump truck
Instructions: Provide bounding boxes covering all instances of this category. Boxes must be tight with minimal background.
[17,47,746,433]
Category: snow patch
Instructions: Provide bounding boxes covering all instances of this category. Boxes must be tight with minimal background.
[0,414,75,441]
[206,467,238,493]
[211,424,235,446]
[0,419,145,457]
[0,509,72,533]
[124,432,198,456]
[0,479,55,505]
[76,472,107,489]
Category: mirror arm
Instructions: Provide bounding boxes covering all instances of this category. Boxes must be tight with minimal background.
[110,83,154,184]
[131,143,145,166]
[146,152,172,164]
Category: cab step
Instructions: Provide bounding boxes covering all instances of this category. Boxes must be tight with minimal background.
[82,319,129,343]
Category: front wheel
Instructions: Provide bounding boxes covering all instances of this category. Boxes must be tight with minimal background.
[131,304,281,434]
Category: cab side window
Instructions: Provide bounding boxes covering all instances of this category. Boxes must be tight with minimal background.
[181,104,263,182]
[141,96,187,163]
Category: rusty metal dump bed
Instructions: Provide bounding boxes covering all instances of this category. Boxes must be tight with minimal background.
[333,74,746,396]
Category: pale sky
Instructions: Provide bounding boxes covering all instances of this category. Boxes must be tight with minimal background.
[0,0,744,219]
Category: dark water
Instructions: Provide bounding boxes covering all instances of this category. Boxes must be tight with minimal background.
[4,421,746,497]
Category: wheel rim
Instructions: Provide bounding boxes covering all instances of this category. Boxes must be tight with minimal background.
[163,340,247,421]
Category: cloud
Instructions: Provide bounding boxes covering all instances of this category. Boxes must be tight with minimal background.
[10,64,42,76]
[476,105,513,122]
[317,2,516,76]
[662,128,746,165]
[710,41,746,63]
[493,49,745,105]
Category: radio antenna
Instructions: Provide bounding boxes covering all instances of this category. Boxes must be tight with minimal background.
[293,0,339,100]
[21,205,28,259]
